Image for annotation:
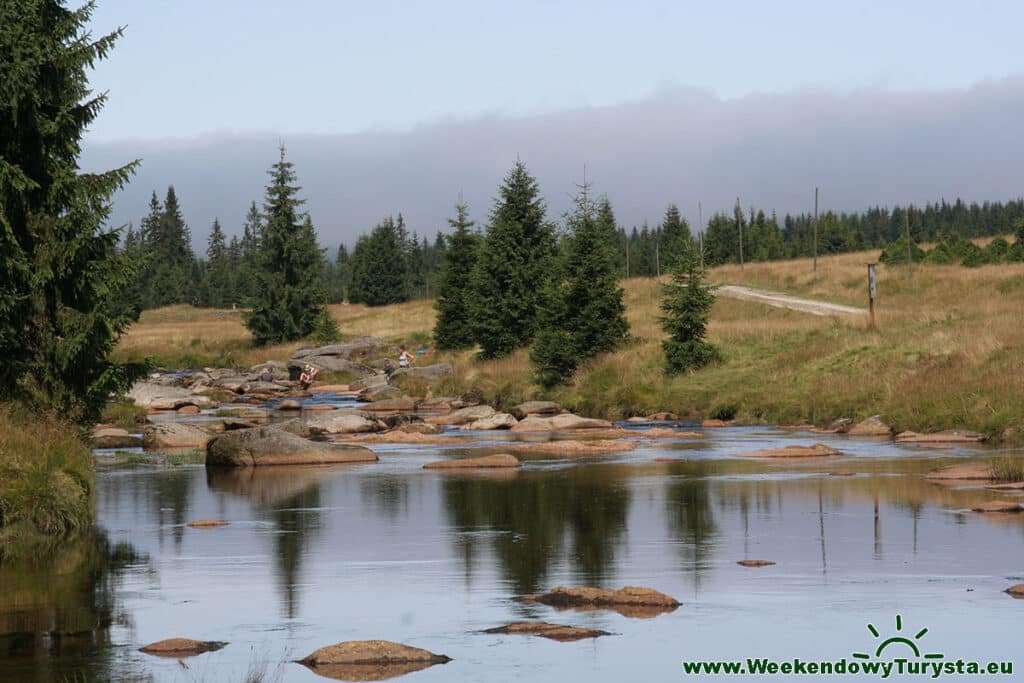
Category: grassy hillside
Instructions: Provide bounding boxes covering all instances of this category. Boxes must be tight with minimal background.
[114,248,1024,439]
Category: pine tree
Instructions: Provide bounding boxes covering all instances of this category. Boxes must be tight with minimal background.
[660,253,720,374]
[0,0,147,422]
[531,185,629,387]
[596,195,625,276]
[236,201,262,305]
[245,146,326,346]
[434,200,480,349]
[204,218,229,308]
[470,160,555,358]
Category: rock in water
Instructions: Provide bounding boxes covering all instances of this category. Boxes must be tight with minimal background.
[142,423,212,450]
[424,454,520,469]
[206,426,377,467]
[518,585,679,618]
[738,560,776,567]
[92,426,139,449]
[735,444,840,458]
[970,500,1022,513]
[924,463,995,480]
[508,401,562,419]
[460,413,518,430]
[1005,584,1024,599]
[305,412,384,435]
[896,430,987,444]
[277,399,302,410]
[484,622,609,642]
[847,415,892,437]
[139,638,226,658]
[425,405,496,425]
[299,640,450,679]
[187,519,229,529]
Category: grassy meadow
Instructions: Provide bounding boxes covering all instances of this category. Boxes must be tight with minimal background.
[113,247,1024,439]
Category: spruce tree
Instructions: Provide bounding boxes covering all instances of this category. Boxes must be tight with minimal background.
[531,185,629,387]
[204,218,230,308]
[235,201,262,305]
[659,204,692,271]
[660,253,720,375]
[470,160,555,358]
[596,195,625,276]
[434,200,480,349]
[245,146,325,345]
[0,0,147,422]
[347,216,409,306]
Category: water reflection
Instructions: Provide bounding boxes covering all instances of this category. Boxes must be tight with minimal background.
[664,476,717,581]
[0,532,149,683]
[441,469,631,593]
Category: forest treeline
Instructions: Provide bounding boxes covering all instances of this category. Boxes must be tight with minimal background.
[124,185,1024,312]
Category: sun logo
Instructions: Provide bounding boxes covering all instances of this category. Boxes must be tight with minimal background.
[852,615,944,661]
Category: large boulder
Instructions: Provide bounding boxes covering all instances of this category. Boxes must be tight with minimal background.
[92,426,140,449]
[240,381,289,394]
[142,423,212,450]
[509,401,562,419]
[848,415,892,437]
[357,384,404,402]
[461,413,518,430]
[206,426,377,467]
[360,398,418,414]
[127,381,214,410]
[305,412,385,435]
[509,414,612,432]
[425,405,496,426]
[290,338,383,374]
[392,363,454,381]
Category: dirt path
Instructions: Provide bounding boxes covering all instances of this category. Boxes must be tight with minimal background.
[717,285,865,317]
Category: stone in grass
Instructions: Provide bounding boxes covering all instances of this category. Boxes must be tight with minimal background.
[737,560,776,567]
[187,519,229,529]
[139,638,227,658]
[298,640,450,680]
[484,622,610,642]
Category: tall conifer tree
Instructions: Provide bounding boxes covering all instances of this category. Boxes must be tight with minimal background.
[204,218,230,308]
[0,0,147,421]
[434,200,479,349]
[245,146,325,345]
[470,161,555,358]
[660,253,719,374]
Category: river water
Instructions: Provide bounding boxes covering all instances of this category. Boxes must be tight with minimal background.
[2,399,1023,682]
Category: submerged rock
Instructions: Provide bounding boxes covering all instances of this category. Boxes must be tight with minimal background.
[424,454,520,469]
[139,638,226,658]
[970,500,1022,513]
[896,430,987,444]
[142,423,212,450]
[506,440,637,457]
[924,463,994,480]
[735,444,840,458]
[207,426,377,467]
[737,560,776,567]
[484,622,610,642]
[847,415,891,437]
[187,519,229,529]
[642,428,703,439]
[518,585,679,618]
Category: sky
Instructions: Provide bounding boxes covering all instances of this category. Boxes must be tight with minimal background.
[80,0,1024,246]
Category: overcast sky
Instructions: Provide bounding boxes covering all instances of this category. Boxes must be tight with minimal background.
[80,0,1024,248]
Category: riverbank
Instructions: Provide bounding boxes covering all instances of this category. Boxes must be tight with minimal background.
[111,249,1024,441]
[0,406,94,556]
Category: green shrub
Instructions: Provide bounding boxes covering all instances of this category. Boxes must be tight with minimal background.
[310,310,342,345]
[879,236,926,266]
[710,403,739,421]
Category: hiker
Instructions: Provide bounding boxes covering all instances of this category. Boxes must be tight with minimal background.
[298,364,319,389]
[399,345,414,369]
[382,358,395,384]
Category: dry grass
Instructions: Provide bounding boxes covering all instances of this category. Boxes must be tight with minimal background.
[114,248,1024,437]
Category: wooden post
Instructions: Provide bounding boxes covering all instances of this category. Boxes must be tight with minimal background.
[904,209,913,282]
[867,262,877,329]
[655,242,660,277]
[813,187,819,275]
[735,197,744,270]
[625,231,630,278]
[698,201,704,269]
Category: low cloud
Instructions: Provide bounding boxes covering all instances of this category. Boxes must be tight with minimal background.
[81,79,1024,249]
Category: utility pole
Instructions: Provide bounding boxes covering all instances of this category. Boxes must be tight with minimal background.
[813,187,819,275]
[698,201,704,269]
[655,242,660,277]
[737,196,745,268]
[625,231,630,278]
[905,208,913,282]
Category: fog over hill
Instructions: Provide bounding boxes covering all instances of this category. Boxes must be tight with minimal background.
[81,80,1024,250]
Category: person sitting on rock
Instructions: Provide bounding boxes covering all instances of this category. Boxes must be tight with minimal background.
[298,364,319,389]
[382,358,395,384]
